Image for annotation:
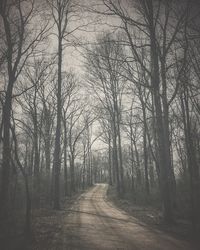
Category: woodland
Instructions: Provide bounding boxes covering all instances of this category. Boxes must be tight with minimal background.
[0,0,200,249]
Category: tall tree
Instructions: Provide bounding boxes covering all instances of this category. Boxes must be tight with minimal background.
[47,0,74,209]
[0,0,47,222]
[98,0,189,223]
[85,33,126,195]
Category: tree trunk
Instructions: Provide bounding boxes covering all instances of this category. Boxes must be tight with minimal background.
[11,124,32,240]
[130,139,135,193]
[117,118,124,194]
[108,134,113,185]
[53,31,62,209]
[133,140,141,188]
[142,105,150,196]
[0,76,14,223]
[63,118,68,196]
[82,145,86,189]
[70,154,75,193]
[33,91,40,207]
[112,116,120,195]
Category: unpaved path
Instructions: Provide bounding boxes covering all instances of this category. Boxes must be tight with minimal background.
[62,184,196,250]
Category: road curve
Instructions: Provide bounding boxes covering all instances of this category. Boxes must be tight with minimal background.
[62,184,196,250]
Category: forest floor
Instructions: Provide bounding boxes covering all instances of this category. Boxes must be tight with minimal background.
[27,192,82,250]
[107,186,199,244]
[26,184,198,250]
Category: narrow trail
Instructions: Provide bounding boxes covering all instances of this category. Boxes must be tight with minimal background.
[62,184,196,250]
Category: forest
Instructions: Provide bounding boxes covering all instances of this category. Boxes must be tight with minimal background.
[0,0,200,249]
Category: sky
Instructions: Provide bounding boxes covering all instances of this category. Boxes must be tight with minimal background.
[60,0,122,75]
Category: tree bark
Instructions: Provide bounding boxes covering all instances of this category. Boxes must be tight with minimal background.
[53,29,62,209]
[108,134,113,185]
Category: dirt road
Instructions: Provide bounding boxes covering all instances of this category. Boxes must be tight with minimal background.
[62,184,196,250]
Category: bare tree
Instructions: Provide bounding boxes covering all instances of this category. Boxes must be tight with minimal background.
[47,0,77,209]
[95,0,190,223]
[0,0,48,225]
[85,33,126,196]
